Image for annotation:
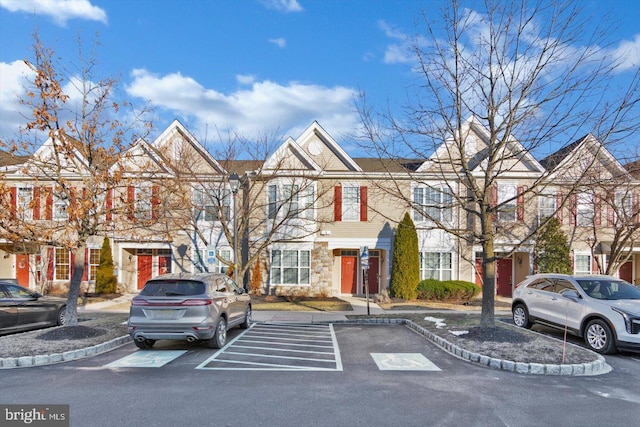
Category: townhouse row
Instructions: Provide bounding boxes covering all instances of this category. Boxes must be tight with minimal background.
[1,118,639,297]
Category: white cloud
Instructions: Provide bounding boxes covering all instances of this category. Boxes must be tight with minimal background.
[0,60,33,141]
[259,0,303,13]
[125,69,359,142]
[269,38,287,48]
[378,20,414,64]
[612,34,640,72]
[236,74,256,85]
[0,0,107,26]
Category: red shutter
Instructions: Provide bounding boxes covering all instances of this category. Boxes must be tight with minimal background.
[47,248,54,281]
[127,186,135,220]
[490,186,498,221]
[33,187,40,220]
[106,188,113,221]
[592,256,599,274]
[606,202,615,226]
[516,186,525,222]
[334,186,342,222]
[82,248,88,282]
[569,195,577,226]
[151,185,160,220]
[360,186,368,222]
[45,188,53,220]
[556,193,563,225]
[594,194,602,226]
[10,187,16,217]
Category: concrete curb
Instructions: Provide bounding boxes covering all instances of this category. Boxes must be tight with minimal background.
[301,317,610,376]
[1,318,609,375]
[0,335,130,369]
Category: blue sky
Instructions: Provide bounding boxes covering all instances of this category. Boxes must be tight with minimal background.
[1,0,638,157]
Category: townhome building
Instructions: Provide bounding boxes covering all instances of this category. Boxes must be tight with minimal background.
[1,119,638,297]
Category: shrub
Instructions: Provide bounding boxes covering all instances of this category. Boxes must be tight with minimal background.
[249,261,263,295]
[95,237,117,294]
[389,212,420,299]
[417,279,480,302]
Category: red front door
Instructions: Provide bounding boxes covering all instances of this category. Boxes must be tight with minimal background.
[619,261,633,283]
[364,255,380,295]
[16,254,29,287]
[341,256,357,294]
[137,255,153,289]
[496,258,513,297]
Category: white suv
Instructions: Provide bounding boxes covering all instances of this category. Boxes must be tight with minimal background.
[512,274,640,354]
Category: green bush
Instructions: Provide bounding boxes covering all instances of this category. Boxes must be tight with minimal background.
[417,279,481,302]
[95,237,117,294]
[389,212,420,300]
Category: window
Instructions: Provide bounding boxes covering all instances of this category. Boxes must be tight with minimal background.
[17,187,33,220]
[498,184,517,222]
[270,249,311,285]
[135,186,153,220]
[342,185,360,221]
[53,194,68,220]
[87,249,100,281]
[414,186,453,223]
[55,248,70,280]
[574,254,592,275]
[538,191,556,222]
[195,249,231,274]
[576,193,594,226]
[420,252,452,281]
[193,187,230,222]
[615,191,633,220]
[268,183,314,220]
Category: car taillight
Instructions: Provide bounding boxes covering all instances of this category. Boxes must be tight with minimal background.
[180,299,212,306]
[132,299,150,306]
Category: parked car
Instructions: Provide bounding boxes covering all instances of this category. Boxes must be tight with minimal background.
[127,273,251,349]
[0,281,67,335]
[512,274,640,354]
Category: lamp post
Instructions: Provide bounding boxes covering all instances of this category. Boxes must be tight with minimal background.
[229,173,241,285]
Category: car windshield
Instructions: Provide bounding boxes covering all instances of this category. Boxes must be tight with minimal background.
[140,280,205,297]
[576,279,640,300]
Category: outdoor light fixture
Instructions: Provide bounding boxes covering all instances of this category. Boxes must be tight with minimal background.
[229,173,241,194]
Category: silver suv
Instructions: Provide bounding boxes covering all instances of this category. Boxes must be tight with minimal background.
[512,274,640,354]
[128,273,251,349]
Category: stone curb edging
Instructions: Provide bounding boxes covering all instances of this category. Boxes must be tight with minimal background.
[0,318,609,375]
[0,335,130,369]
[321,318,609,376]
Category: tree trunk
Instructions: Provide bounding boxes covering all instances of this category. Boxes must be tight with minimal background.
[65,246,86,326]
[480,238,496,328]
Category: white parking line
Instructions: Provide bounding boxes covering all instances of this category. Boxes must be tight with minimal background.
[196,323,343,371]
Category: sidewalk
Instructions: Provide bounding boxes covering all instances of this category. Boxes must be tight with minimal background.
[252,295,385,323]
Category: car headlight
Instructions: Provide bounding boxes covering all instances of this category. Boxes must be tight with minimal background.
[611,307,640,334]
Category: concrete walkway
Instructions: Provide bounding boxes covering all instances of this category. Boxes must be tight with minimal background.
[253,295,384,323]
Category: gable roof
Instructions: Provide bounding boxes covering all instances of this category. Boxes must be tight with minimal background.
[152,119,226,175]
[419,116,545,174]
[541,133,629,179]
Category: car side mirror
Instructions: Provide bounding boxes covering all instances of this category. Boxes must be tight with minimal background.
[32,292,42,299]
[562,290,580,300]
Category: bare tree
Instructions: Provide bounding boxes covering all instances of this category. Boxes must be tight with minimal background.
[357,0,640,327]
[154,129,334,290]
[0,33,150,325]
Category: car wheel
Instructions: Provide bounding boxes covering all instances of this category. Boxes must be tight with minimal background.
[512,304,531,328]
[207,317,227,349]
[239,306,252,329]
[57,306,66,326]
[585,319,617,354]
[134,339,156,349]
